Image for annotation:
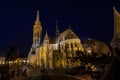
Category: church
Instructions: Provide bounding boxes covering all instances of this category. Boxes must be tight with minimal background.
[28,10,84,69]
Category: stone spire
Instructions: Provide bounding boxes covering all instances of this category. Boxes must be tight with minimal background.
[113,7,120,16]
[36,10,39,22]
[55,20,60,36]
[113,7,120,36]
[35,10,41,25]
[111,7,120,47]
[44,30,49,40]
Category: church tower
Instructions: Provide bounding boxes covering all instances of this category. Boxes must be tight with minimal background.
[111,7,120,47]
[33,10,42,48]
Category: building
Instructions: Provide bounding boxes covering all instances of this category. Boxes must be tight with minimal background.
[28,10,84,69]
[0,57,5,65]
[82,39,111,55]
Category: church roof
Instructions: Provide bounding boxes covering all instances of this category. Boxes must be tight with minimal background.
[40,28,79,44]
[58,28,79,41]
[49,37,56,44]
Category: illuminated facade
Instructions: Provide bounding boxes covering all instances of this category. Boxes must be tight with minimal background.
[28,10,84,69]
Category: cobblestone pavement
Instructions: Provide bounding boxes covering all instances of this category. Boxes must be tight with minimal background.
[26,66,88,80]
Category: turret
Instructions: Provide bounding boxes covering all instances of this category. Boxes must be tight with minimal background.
[33,10,42,48]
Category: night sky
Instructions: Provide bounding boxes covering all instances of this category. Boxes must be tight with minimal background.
[0,0,119,55]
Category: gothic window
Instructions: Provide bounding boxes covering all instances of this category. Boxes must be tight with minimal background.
[71,42,73,48]
[64,43,68,52]
[74,42,77,47]
[62,45,63,50]
[65,43,69,49]
[58,44,61,50]
[77,42,80,48]
[72,50,74,56]
[35,33,36,37]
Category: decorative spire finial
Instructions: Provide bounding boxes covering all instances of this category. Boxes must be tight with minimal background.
[113,7,115,10]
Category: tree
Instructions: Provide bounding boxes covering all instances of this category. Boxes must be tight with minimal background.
[5,45,19,62]
[67,51,112,80]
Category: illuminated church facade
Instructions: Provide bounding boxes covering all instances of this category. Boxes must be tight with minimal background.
[28,10,84,69]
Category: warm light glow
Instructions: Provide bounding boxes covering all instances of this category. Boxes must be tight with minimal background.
[2,61,5,65]
[15,60,18,63]
[27,60,29,63]
[86,48,92,55]
[9,61,12,64]
[88,50,91,53]
[19,59,22,63]
[23,60,26,63]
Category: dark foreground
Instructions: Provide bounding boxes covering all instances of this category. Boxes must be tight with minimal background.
[26,74,83,80]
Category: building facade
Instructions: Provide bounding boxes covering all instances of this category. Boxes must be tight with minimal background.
[28,11,84,69]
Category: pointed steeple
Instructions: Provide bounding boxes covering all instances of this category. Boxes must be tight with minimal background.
[113,7,120,16]
[113,7,120,36]
[55,20,60,36]
[36,10,40,22]
[111,7,120,47]
[44,30,49,40]
[34,10,41,25]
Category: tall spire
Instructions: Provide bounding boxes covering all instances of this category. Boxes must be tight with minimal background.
[113,7,120,17]
[32,10,42,48]
[113,7,120,36]
[44,30,49,40]
[111,7,120,47]
[55,20,60,36]
[35,10,40,23]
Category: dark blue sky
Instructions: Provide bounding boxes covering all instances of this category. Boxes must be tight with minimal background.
[0,0,119,54]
